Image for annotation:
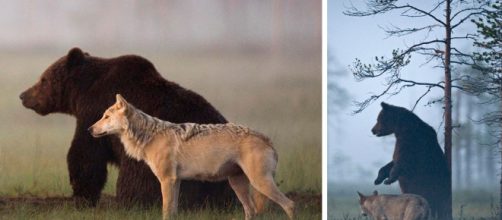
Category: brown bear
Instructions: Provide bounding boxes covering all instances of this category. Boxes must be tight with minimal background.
[19,47,235,208]
[371,102,451,219]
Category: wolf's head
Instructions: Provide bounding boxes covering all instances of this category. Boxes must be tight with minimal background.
[89,94,129,138]
[357,191,378,217]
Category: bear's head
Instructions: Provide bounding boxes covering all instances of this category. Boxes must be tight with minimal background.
[20,47,87,115]
[371,102,401,136]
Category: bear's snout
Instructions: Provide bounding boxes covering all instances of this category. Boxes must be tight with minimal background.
[19,90,37,109]
[19,91,26,100]
[371,126,378,135]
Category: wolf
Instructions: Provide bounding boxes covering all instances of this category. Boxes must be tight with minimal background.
[357,191,430,220]
[89,94,294,220]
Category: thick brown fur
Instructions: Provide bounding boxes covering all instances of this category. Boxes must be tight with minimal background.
[89,95,294,220]
[371,102,451,219]
[19,47,235,208]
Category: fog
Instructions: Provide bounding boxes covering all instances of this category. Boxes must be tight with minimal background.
[0,0,320,53]
[328,0,499,190]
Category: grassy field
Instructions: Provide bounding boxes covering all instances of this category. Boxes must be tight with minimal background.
[328,183,499,220]
[0,50,321,219]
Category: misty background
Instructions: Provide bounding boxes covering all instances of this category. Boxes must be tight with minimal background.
[328,0,499,191]
[0,0,320,53]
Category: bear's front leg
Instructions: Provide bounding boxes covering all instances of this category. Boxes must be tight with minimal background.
[383,161,402,185]
[374,161,393,185]
[67,126,110,207]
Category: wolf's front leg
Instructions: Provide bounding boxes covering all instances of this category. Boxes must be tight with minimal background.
[172,179,181,214]
[161,177,178,220]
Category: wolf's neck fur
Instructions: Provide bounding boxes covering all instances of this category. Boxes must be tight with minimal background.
[119,104,170,160]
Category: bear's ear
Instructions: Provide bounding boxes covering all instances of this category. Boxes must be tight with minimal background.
[381,102,391,109]
[373,190,378,196]
[67,47,85,67]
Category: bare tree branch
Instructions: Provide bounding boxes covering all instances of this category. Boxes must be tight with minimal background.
[398,78,446,89]
[451,7,484,20]
[380,24,441,37]
[344,1,447,26]
[452,11,484,29]
[412,86,434,111]
[392,4,447,26]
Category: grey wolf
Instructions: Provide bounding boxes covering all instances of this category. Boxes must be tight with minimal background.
[358,190,430,220]
[89,94,294,220]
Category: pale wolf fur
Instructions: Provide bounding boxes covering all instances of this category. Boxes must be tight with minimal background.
[357,191,430,220]
[89,94,294,220]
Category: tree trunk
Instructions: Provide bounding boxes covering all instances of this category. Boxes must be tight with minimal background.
[454,91,462,190]
[499,86,502,220]
[444,1,453,219]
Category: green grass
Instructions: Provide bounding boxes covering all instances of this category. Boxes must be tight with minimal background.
[0,200,320,220]
[0,51,321,219]
[328,183,499,220]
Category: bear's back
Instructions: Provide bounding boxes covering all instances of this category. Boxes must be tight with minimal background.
[75,54,226,125]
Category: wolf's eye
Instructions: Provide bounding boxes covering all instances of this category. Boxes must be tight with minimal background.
[104,115,109,119]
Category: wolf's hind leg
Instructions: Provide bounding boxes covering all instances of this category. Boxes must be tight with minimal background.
[251,187,268,214]
[228,174,256,220]
[247,174,294,220]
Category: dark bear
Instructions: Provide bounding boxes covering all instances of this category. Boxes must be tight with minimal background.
[19,47,235,208]
[371,102,451,219]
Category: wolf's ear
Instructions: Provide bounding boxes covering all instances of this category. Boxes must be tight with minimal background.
[115,94,128,110]
[373,190,378,196]
[381,102,390,109]
[357,191,365,200]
